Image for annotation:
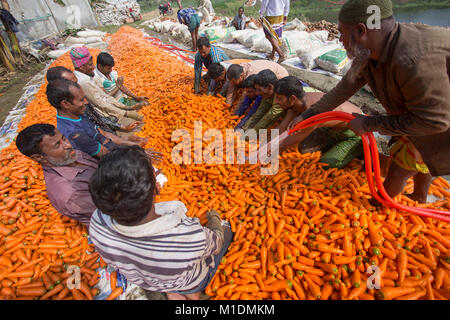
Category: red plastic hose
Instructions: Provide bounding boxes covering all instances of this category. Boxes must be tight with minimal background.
[145,36,207,71]
[288,111,450,222]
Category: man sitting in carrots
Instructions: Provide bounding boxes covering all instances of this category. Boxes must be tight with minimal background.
[88,145,233,300]
[69,47,145,137]
[15,124,166,229]
[94,52,149,109]
[15,124,98,227]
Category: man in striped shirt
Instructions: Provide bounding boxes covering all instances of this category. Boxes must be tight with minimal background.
[194,37,229,94]
[88,146,232,300]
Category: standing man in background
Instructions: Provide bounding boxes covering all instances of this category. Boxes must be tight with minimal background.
[260,0,290,63]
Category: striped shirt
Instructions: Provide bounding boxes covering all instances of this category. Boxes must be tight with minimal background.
[89,201,224,292]
[194,46,229,90]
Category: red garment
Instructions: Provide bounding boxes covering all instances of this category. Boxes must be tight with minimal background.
[42,150,98,227]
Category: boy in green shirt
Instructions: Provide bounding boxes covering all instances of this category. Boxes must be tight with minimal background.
[241,69,285,131]
[94,52,148,109]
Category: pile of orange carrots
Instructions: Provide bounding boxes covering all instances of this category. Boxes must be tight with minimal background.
[0,26,449,300]
[108,27,450,300]
[0,144,105,299]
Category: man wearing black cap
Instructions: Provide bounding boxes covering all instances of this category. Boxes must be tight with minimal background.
[289,0,450,203]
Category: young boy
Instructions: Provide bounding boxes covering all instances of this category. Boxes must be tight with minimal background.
[266,76,364,168]
[95,52,149,109]
[225,60,288,106]
[241,69,285,131]
[234,75,263,130]
[88,145,232,300]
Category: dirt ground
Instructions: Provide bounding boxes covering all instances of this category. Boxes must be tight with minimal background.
[0,62,47,126]
[141,10,162,21]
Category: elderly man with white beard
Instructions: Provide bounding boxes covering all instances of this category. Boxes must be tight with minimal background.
[289,0,450,204]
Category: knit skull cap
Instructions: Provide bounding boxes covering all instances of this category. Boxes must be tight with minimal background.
[339,0,393,25]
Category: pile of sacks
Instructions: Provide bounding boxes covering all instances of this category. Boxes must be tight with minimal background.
[47,29,108,59]
[93,0,141,26]
[144,15,351,76]
[220,17,350,75]
[143,18,195,43]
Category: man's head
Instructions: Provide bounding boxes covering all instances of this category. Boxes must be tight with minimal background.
[197,37,211,58]
[227,64,245,86]
[337,0,395,83]
[46,79,87,116]
[274,76,306,111]
[89,145,158,226]
[338,0,394,59]
[46,66,78,83]
[238,7,244,17]
[70,47,95,77]
[96,52,115,77]
[242,74,258,99]
[207,63,226,82]
[16,124,76,167]
[254,69,278,99]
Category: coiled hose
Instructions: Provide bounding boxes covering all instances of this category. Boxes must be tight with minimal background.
[288,111,450,222]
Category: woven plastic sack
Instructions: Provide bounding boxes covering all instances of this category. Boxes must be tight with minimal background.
[232,29,258,45]
[315,48,350,74]
[204,26,236,43]
[320,136,363,169]
[77,30,107,38]
[251,37,272,53]
[284,18,306,31]
[243,31,265,47]
[281,31,310,57]
[296,43,340,69]
[65,36,87,45]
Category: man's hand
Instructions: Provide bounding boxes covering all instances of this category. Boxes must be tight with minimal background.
[122,121,143,132]
[126,135,149,147]
[348,113,368,136]
[133,101,147,110]
[145,148,164,164]
[206,209,223,233]
[116,76,124,88]
[288,115,303,132]
[135,96,149,102]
